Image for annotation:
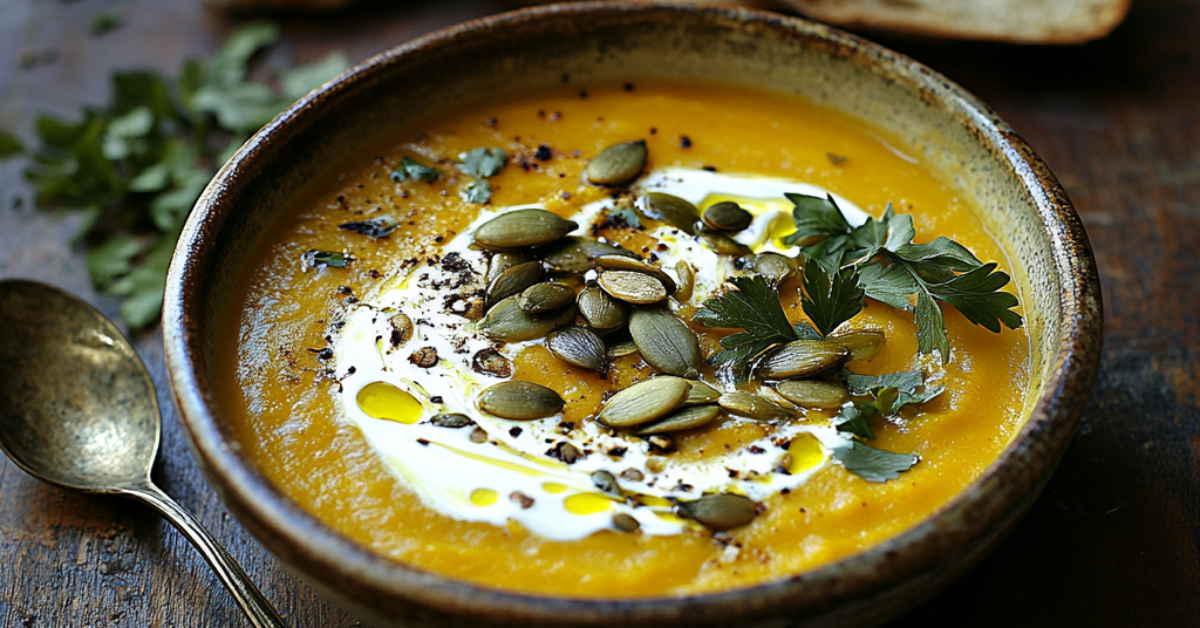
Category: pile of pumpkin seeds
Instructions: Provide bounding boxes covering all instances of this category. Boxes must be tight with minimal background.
[433,141,888,532]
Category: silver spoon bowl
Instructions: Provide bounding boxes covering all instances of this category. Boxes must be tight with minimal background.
[0,279,288,628]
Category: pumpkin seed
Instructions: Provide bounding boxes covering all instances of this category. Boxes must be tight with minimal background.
[469,427,488,443]
[774,380,849,409]
[702,201,753,232]
[539,237,636,273]
[748,252,798,285]
[629,309,701,378]
[620,468,644,482]
[598,376,691,427]
[480,295,574,342]
[698,227,753,256]
[678,494,758,531]
[599,270,668,305]
[596,255,677,293]
[684,380,721,406]
[636,404,720,434]
[430,413,472,428]
[674,261,695,302]
[578,285,629,329]
[591,470,620,494]
[832,328,886,362]
[586,140,647,186]
[472,348,513,378]
[486,261,543,306]
[519,282,575,314]
[389,312,413,346]
[612,513,640,532]
[486,251,531,284]
[478,381,564,420]
[605,337,640,359]
[718,391,795,421]
[637,192,700,234]
[547,326,607,372]
[474,209,578,250]
[756,340,849,379]
[757,385,800,412]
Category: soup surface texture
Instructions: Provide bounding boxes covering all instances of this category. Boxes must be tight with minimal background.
[219,81,1030,597]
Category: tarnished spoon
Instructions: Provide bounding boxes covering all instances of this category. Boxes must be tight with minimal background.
[0,279,288,628]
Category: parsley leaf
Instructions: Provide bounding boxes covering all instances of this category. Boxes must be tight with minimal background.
[461,147,508,179]
[800,262,864,337]
[830,440,918,483]
[785,192,1022,362]
[695,274,798,371]
[391,156,440,183]
[461,180,493,204]
[0,24,349,328]
[303,249,352,268]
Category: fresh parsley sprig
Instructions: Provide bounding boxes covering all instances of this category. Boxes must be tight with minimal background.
[694,274,797,374]
[786,194,1023,361]
[828,369,943,481]
[0,23,348,328]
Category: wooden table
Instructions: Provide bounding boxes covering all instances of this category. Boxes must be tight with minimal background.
[1,1,1197,626]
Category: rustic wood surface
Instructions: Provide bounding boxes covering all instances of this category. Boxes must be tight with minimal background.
[1,0,1197,626]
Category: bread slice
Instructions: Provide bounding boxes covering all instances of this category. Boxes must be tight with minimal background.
[781,0,1131,44]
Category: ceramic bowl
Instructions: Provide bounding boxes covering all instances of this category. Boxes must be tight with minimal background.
[163,3,1102,627]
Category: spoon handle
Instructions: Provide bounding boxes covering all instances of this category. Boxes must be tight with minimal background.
[125,483,291,628]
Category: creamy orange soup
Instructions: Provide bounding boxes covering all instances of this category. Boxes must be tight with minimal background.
[218,81,1029,597]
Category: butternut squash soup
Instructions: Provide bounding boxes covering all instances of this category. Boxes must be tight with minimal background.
[217,81,1029,597]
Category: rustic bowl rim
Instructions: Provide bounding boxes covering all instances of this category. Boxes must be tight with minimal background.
[163,2,1102,625]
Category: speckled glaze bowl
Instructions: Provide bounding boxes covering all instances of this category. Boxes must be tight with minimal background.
[163,3,1102,627]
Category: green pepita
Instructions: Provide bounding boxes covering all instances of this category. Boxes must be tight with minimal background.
[774,380,849,409]
[430,413,473,428]
[596,255,677,293]
[547,326,607,372]
[539,236,636,273]
[478,381,565,420]
[591,470,620,494]
[698,227,753,256]
[598,270,668,305]
[674,261,695,302]
[486,251,532,284]
[629,309,701,378]
[474,209,578,250]
[832,328,886,362]
[637,192,700,235]
[480,295,574,342]
[587,140,648,186]
[518,282,575,314]
[486,260,543,307]
[598,376,691,428]
[684,380,721,406]
[701,201,753,232]
[636,404,720,434]
[717,391,795,421]
[678,493,758,531]
[748,252,798,285]
[578,284,629,329]
[756,340,848,379]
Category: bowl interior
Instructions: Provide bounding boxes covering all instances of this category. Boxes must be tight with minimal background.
[166,4,1099,627]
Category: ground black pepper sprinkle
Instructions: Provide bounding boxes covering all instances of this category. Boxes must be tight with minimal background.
[535,144,552,160]
[680,135,692,149]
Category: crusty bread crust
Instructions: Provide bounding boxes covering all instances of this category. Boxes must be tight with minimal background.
[781,0,1132,44]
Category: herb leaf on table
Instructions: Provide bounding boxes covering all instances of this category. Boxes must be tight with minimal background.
[0,23,349,328]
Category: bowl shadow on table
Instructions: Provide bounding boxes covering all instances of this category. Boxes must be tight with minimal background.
[892,339,1198,627]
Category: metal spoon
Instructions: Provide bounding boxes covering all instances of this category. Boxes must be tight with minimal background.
[0,279,289,628]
